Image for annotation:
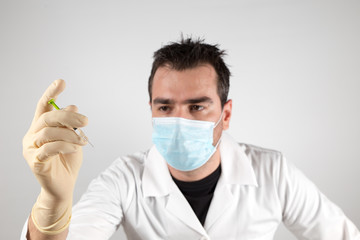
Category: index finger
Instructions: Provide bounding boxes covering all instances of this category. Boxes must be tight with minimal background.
[33,79,66,122]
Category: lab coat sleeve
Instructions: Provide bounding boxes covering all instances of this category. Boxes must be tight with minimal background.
[277,155,360,240]
[20,218,29,240]
[67,158,130,239]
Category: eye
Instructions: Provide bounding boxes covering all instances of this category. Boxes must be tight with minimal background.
[189,105,204,111]
[158,106,171,112]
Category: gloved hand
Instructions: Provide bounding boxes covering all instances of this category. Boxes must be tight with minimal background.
[23,79,88,234]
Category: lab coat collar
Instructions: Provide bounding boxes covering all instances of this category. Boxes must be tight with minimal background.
[142,132,258,197]
[142,132,258,235]
[218,132,258,187]
[142,144,208,235]
[142,145,176,197]
[203,132,258,231]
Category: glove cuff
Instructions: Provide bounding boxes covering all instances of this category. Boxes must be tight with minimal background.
[31,196,72,235]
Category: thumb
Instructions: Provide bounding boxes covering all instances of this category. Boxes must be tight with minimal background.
[33,79,66,121]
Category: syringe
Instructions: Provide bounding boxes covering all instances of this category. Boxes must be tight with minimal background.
[48,99,94,147]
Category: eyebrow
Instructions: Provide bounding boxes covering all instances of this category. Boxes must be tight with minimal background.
[153,96,213,105]
[183,96,213,104]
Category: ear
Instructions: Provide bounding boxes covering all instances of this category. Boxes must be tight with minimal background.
[222,99,232,130]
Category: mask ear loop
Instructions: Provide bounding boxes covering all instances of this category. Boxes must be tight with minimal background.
[214,110,224,128]
[213,110,224,148]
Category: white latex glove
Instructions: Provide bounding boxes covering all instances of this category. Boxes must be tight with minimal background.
[23,79,88,234]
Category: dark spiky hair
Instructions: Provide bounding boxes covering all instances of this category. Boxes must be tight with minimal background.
[148,37,231,107]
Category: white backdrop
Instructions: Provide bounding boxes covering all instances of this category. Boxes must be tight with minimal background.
[0,0,359,239]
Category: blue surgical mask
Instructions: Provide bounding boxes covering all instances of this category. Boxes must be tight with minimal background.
[152,113,223,171]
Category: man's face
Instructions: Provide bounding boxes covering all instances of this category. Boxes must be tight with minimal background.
[150,63,232,144]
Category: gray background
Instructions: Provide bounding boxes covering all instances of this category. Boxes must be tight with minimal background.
[0,0,359,239]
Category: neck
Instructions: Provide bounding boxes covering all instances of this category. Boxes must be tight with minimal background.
[168,149,221,182]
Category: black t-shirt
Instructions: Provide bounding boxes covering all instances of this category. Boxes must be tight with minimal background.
[172,165,222,226]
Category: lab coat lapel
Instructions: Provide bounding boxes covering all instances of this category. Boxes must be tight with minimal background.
[142,146,174,197]
[166,188,207,236]
[142,146,207,236]
[205,133,258,231]
[203,174,234,231]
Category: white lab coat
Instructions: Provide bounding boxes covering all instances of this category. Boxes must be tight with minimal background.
[21,133,360,240]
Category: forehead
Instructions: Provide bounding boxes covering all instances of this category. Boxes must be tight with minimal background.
[152,64,218,101]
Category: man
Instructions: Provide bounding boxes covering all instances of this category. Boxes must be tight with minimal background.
[22,38,359,239]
